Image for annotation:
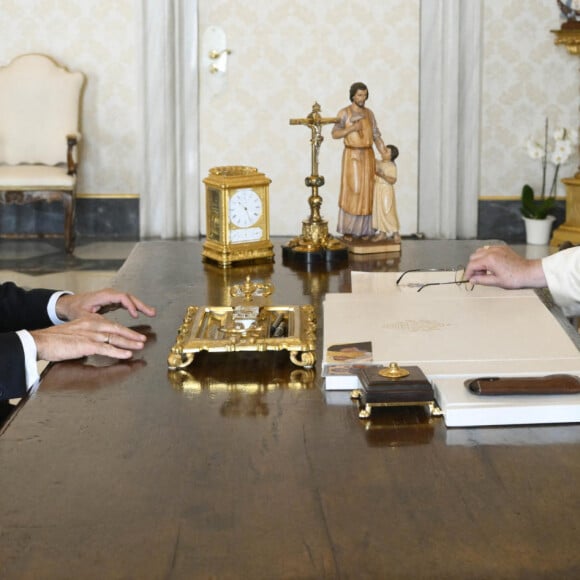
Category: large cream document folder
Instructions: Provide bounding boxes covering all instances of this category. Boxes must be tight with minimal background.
[324,272,580,427]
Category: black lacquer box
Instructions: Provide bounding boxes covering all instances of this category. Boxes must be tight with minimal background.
[351,363,441,419]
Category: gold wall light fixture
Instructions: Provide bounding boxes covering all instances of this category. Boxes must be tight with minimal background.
[209,48,232,74]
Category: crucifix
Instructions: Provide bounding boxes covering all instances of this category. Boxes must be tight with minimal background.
[283,102,348,265]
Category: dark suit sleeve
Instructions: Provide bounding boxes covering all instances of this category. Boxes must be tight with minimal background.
[0,282,57,400]
[0,282,56,332]
[0,332,28,400]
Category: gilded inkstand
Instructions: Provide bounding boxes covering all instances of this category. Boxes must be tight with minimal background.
[283,102,348,266]
[168,276,317,370]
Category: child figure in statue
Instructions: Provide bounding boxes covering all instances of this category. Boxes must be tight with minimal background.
[372,144,400,243]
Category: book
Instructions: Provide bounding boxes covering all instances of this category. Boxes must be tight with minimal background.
[323,364,365,389]
[323,341,372,390]
[324,340,373,364]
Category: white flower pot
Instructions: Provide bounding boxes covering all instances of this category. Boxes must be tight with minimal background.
[522,215,556,245]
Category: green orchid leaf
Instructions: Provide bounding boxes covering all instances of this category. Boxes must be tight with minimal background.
[521,184,555,220]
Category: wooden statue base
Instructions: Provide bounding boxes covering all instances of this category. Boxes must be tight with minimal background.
[342,236,401,255]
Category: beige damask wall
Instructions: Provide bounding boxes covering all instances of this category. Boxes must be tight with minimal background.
[1,0,577,237]
[0,0,140,197]
[481,2,579,199]
[198,0,420,236]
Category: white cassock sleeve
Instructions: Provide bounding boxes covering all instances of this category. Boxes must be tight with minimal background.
[542,247,580,317]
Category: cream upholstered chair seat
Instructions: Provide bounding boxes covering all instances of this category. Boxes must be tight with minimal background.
[0,54,85,253]
[0,165,77,188]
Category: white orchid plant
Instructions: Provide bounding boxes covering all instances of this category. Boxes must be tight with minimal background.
[522,118,578,219]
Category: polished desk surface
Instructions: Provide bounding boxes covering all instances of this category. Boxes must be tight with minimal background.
[2,240,579,579]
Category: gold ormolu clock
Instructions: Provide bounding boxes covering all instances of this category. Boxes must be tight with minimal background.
[202,166,274,268]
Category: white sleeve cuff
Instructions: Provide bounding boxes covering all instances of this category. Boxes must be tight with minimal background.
[542,248,580,317]
[48,291,73,325]
[16,330,40,389]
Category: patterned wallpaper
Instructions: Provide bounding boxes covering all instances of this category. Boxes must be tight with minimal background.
[481,1,579,200]
[0,0,139,196]
[198,0,420,236]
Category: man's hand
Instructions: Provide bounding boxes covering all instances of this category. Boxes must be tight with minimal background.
[31,314,149,362]
[464,245,546,289]
[55,288,156,321]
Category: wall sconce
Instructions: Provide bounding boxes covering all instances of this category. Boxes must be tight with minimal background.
[202,26,231,75]
[209,48,232,74]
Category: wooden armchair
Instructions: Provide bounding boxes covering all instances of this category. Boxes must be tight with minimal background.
[0,54,86,253]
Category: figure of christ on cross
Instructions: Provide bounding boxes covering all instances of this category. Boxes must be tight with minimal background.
[290,101,338,182]
[285,102,347,262]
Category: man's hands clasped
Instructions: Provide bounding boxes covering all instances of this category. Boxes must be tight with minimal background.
[32,288,156,363]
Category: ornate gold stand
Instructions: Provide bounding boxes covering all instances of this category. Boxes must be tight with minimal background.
[551,21,580,56]
[550,17,580,245]
[551,177,580,246]
[283,102,348,266]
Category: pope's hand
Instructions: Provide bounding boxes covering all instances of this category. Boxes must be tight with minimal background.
[464,245,546,289]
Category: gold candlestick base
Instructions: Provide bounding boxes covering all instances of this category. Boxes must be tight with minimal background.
[283,216,348,265]
[285,103,348,266]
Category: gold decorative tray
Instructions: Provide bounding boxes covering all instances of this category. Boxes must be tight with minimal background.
[168,277,316,369]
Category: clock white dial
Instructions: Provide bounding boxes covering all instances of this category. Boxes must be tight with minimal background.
[229,188,263,228]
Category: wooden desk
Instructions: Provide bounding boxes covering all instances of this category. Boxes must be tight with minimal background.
[2,240,579,579]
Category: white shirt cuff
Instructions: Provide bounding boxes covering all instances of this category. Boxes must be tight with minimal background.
[48,291,73,324]
[542,249,580,317]
[16,329,40,389]
[13,291,73,392]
